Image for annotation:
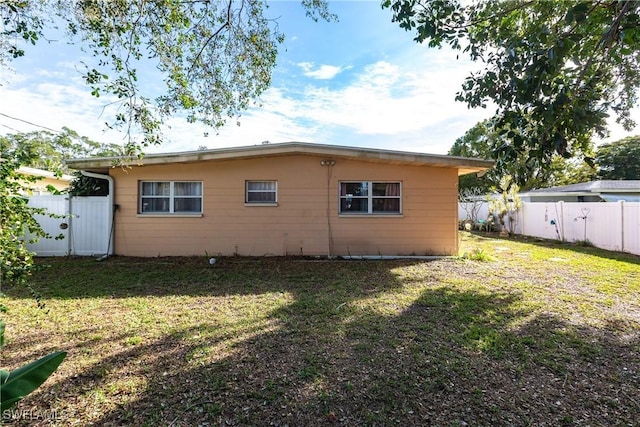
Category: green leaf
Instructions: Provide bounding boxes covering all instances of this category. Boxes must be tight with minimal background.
[565,9,574,24]
[1,351,67,412]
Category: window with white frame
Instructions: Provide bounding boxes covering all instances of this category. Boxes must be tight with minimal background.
[339,181,401,214]
[139,181,202,214]
[245,180,277,204]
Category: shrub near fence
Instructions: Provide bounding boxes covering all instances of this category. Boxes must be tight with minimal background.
[459,201,640,256]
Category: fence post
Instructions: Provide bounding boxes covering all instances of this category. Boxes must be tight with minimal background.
[67,196,73,256]
[558,201,565,241]
[620,200,625,253]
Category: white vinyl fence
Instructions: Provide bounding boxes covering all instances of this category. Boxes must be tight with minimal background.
[28,196,639,257]
[26,195,111,256]
[460,201,640,256]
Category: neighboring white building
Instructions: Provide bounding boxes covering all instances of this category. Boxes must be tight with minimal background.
[17,166,74,195]
[519,180,640,203]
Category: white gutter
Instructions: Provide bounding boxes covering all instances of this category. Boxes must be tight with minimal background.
[81,171,115,257]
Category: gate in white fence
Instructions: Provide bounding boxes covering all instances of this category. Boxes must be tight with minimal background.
[459,201,640,256]
[26,195,111,256]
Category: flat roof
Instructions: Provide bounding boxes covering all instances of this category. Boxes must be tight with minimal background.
[521,180,640,195]
[18,166,74,181]
[66,141,494,176]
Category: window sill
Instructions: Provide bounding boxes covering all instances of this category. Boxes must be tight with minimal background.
[137,213,203,218]
[244,203,278,207]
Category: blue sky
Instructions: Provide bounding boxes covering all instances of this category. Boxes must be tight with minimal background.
[0,1,637,156]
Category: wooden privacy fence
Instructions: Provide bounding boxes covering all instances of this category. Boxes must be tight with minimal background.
[459,201,640,256]
[26,195,111,256]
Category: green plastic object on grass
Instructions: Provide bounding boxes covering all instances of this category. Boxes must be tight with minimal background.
[0,319,67,412]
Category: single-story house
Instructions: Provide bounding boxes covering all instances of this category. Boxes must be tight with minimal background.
[66,142,493,257]
[18,166,74,195]
[519,180,640,203]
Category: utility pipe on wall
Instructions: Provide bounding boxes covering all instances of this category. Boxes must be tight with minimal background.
[320,159,336,257]
[80,171,115,257]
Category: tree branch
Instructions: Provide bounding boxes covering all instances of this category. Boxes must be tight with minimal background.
[573,0,634,97]
[187,0,237,77]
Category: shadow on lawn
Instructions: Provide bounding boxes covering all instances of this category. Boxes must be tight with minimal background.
[9,259,639,427]
[19,256,419,299]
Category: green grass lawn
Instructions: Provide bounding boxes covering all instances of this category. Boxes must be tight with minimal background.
[2,232,639,426]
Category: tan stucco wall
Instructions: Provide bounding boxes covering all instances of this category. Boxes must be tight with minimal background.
[109,154,459,257]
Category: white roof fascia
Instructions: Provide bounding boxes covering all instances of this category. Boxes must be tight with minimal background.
[66,142,494,173]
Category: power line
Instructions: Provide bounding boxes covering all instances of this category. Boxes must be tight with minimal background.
[0,122,21,133]
[0,112,61,133]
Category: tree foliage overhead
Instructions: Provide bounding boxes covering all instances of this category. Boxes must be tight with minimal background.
[384,0,640,179]
[1,128,123,196]
[0,127,121,173]
[449,120,596,192]
[1,0,332,150]
[596,135,640,179]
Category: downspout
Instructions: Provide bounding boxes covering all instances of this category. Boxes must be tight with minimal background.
[326,163,333,258]
[321,159,336,257]
[81,171,115,258]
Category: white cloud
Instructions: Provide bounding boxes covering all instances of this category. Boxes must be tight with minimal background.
[0,78,128,145]
[203,58,489,154]
[155,105,324,153]
[297,62,349,80]
[0,52,492,156]
[7,43,635,160]
[259,59,492,147]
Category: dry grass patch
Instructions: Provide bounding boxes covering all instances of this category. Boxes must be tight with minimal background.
[1,233,639,426]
